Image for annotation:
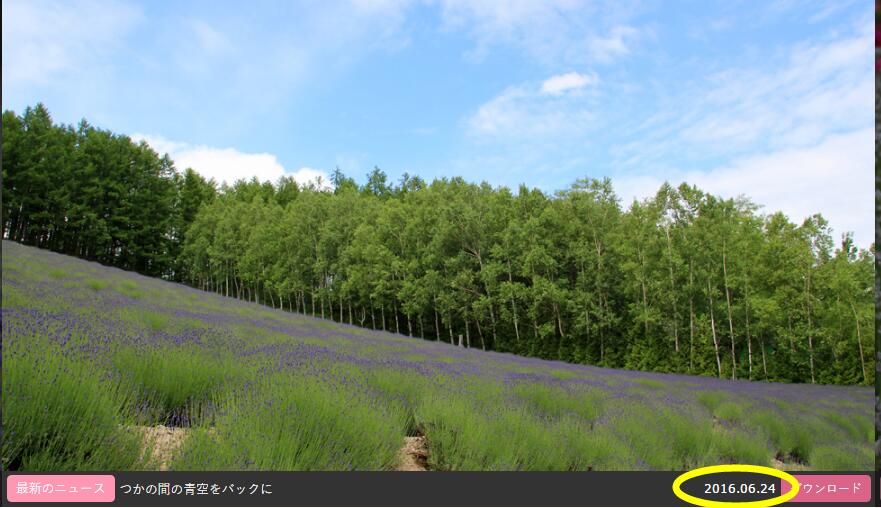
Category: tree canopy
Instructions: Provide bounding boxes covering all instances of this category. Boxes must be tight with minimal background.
[3,104,873,385]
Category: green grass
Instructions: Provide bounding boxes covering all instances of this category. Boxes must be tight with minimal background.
[140,310,170,332]
[556,418,634,470]
[85,278,108,291]
[117,280,144,299]
[48,268,67,279]
[172,373,408,470]
[809,445,872,470]
[416,392,571,470]
[364,367,432,435]
[634,378,664,389]
[712,428,772,465]
[2,285,27,307]
[614,406,710,469]
[2,336,146,470]
[512,382,605,424]
[696,390,728,413]
[713,401,747,423]
[821,410,872,442]
[2,241,874,472]
[113,345,246,425]
[550,369,579,380]
[743,410,814,463]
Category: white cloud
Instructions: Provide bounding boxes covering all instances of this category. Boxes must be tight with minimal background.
[614,128,873,248]
[2,0,142,87]
[192,20,232,55]
[131,134,331,190]
[288,168,333,190]
[467,71,601,140]
[174,147,286,186]
[609,16,873,190]
[541,72,598,95]
[587,25,638,63]
[467,85,595,140]
[439,0,641,65]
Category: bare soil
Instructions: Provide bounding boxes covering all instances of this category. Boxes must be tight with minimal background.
[396,436,429,471]
[772,458,809,471]
[132,425,188,471]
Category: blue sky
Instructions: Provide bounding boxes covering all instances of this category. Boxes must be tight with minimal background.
[2,0,874,247]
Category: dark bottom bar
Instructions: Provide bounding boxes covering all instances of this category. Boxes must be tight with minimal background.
[2,471,875,507]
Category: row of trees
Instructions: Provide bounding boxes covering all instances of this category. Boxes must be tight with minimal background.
[2,104,873,384]
[2,104,216,277]
[180,169,873,385]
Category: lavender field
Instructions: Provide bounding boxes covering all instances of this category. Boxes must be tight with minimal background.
[2,240,872,471]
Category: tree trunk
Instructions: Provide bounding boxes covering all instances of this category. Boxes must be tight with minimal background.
[584,305,591,358]
[488,303,498,349]
[448,316,454,344]
[393,301,400,334]
[805,265,815,384]
[689,260,695,373]
[722,244,736,379]
[744,278,752,379]
[465,318,471,348]
[328,295,334,321]
[554,302,564,338]
[533,315,539,343]
[850,301,867,384]
[381,305,386,331]
[665,227,679,352]
[708,280,722,378]
[760,333,768,379]
[434,308,441,341]
[475,253,496,348]
[639,247,649,338]
[600,293,608,364]
[506,261,521,343]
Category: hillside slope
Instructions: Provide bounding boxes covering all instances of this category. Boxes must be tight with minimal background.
[2,240,872,471]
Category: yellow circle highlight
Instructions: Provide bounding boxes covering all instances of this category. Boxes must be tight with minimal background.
[672,464,800,508]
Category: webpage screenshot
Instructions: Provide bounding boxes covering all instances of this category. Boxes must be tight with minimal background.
[1,1,876,507]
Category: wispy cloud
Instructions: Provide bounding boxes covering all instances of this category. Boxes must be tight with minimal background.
[541,72,598,95]
[467,80,596,140]
[132,134,331,189]
[587,25,638,63]
[439,0,642,65]
[615,16,873,168]
[614,128,873,248]
[2,0,142,87]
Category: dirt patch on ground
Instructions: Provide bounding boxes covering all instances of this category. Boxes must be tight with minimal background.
[772,458,809,471]
[132,425,188,471]
[396,436,429,471]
